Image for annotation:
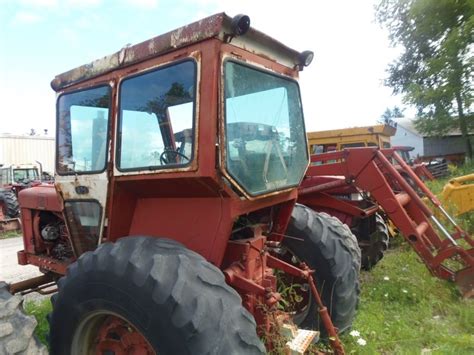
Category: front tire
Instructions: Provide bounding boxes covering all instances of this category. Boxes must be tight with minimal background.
[283,205,361,334]
[49,237,265,355]
[0,190,20,218]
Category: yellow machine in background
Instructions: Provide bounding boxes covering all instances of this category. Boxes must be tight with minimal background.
[442,174,474,216]
[307,124,396,153]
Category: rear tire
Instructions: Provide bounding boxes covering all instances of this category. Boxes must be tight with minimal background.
[360,213,390,270]
[0,190,20,218]
[48,236,265,355]
[284,205,360,334]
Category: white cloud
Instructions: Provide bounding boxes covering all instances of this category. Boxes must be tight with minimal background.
[123,0,158,9]
[12,11,43,24]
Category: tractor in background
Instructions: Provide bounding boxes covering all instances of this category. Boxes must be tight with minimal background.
[0,162,49,232]
[305,124,395,269]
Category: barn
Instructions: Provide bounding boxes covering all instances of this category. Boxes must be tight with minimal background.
[0,134,55,174]
[392,119,474,162]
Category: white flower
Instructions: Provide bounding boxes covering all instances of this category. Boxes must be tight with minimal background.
[350,330,360,337]
[383,276,390,281]
[384,293,388,297]
[357,338,367,346]
[402,289,408,293]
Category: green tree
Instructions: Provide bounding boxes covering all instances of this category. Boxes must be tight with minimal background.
[376,0,473,159]
[379,105,405,125]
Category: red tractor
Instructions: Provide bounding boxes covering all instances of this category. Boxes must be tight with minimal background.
[0,163,49,231]
[6,14,360,354]
[4,13,473,355]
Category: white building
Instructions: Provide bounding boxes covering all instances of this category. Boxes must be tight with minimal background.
[392,119,473,162]
[0,134,55,174]
[392,120,425,158]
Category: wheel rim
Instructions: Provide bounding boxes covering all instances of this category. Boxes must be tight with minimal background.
[72,311,155,355]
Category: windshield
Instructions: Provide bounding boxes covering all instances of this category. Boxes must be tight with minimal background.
[224,61,308,196]
[13,168,39,182]
[57,85,111,174]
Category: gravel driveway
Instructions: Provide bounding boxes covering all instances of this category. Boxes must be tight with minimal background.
[0,236,48,302]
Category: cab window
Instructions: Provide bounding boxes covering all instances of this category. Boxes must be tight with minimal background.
[117,60,196,171]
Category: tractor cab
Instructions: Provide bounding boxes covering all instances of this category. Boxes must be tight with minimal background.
[17,12,315,281]
[49,13,311,259]
[11,14,363,354]
[0,164,40,186]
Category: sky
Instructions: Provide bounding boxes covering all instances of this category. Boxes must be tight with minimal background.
[0,0,411,136]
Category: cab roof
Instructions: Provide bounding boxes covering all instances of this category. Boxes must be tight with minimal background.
[51,13,303,91]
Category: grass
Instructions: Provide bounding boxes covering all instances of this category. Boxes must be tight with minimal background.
[24,298,52,347]
[0,230,21,239]
[340,239,474,354]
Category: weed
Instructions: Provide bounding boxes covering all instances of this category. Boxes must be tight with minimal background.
[24,298,52,347]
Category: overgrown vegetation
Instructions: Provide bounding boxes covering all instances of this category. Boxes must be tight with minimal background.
[24,298,51,347]
[341,242,473,354]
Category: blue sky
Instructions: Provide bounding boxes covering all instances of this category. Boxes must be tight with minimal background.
[0,0,408,135]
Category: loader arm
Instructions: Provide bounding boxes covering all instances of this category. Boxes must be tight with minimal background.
[302,147,474,297]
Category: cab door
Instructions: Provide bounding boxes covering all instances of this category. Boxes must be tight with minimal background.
[55,84,112,256]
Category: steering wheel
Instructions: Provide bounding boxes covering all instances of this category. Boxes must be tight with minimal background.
[160,150,190,165]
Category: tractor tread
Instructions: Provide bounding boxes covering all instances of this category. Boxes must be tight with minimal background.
[284,204,361,334]
[0,190,20,218]
[49,237,265,355]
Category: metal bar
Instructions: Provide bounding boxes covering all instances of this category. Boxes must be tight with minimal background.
[8,273,55,294]
[390,151,466,235]
[298,179,348,196]
[375,151,433,217]
[438,205,460,228]
[395,192,411,207]
[310,151,345,163]
[305,267,345,355]
[431,216,458,246]
[390,151,440,202]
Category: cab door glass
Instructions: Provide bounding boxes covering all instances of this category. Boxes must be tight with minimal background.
[57,86,111,174]
[118,60,196,170]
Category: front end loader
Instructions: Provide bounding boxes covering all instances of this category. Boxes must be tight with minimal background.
[303,147,473,297]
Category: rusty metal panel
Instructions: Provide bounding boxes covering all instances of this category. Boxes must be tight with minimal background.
[50,13,302,91]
